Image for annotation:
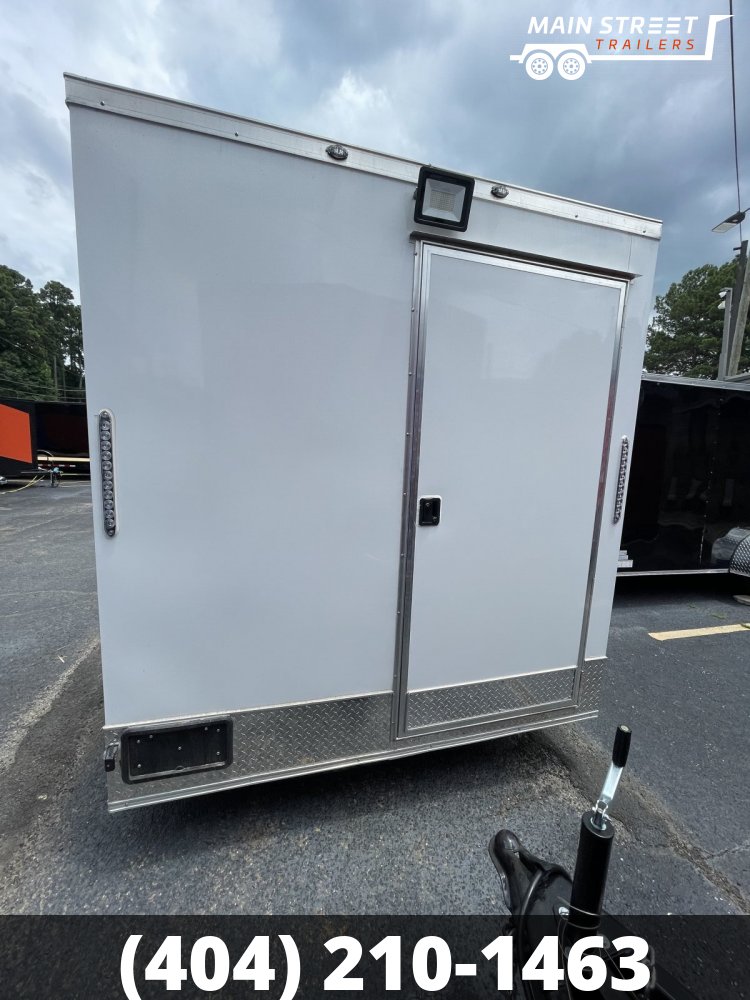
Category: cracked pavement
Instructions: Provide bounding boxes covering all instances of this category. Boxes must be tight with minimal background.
[0,483,747,914]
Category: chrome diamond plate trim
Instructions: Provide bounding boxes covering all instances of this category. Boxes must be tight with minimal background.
[105,661,605,810]
[406,669,576,731]
[106,693,392,805]
[577,658,604,713]
[730,534,750,577]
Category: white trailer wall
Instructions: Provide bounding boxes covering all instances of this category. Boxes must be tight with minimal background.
[71,109,418,722]
[67,77,660,808]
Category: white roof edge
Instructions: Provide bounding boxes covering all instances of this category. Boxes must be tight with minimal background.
[64,74,662,240]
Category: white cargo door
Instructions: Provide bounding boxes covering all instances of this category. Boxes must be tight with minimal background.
[397,245,626,735]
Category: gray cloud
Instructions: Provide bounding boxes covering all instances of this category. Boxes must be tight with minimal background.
[0,0,747,300]
[0,91,72,192]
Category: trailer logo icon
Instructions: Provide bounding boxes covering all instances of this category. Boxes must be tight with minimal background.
[511,14,730,80]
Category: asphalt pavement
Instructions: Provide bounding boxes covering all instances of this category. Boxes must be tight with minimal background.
[0,482,747,915]
[0,480,99,767]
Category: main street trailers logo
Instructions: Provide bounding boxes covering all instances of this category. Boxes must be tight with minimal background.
[511,14,730,80]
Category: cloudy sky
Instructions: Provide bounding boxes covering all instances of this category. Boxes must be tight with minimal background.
[1,0,747,301]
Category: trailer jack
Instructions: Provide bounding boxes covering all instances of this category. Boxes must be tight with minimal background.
[489,726,696,999]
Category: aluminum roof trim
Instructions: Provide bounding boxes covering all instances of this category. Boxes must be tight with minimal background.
[65,74,662,240]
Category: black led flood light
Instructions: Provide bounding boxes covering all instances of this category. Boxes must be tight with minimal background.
[414,166,475,232]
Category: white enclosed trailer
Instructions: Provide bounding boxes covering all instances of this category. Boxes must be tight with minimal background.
[66,76,660,812]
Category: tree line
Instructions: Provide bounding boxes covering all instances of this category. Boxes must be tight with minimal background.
[0,264,84,403]
[645,257,750,378]
[0,255,747,402]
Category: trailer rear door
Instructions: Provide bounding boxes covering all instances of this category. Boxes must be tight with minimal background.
[396,245,627,736]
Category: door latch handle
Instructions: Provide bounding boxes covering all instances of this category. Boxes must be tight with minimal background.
[418,496,441,526]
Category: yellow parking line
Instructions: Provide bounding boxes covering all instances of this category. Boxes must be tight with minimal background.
[649,623,750,641]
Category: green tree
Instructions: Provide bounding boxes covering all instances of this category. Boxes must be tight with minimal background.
[38,280,85,397]
[0,266,55,400]
[644,259,750,378]
[0,266,84,401]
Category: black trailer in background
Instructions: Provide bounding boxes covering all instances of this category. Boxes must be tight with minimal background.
[34,401,90,475]
[620,375,750,576]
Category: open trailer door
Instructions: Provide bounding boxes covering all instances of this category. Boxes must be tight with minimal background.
[395,245,627,737]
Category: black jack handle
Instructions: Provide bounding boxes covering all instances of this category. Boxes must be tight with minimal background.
[568,725,631,930]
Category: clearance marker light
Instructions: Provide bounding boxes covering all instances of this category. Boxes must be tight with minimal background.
[98,409,117,537]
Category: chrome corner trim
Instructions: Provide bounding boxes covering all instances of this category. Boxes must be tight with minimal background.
[572,281,628,705]
[613,436,630,524]
[578,657,605,712]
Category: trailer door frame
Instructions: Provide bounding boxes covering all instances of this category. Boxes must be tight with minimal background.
[392,242,629,739]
